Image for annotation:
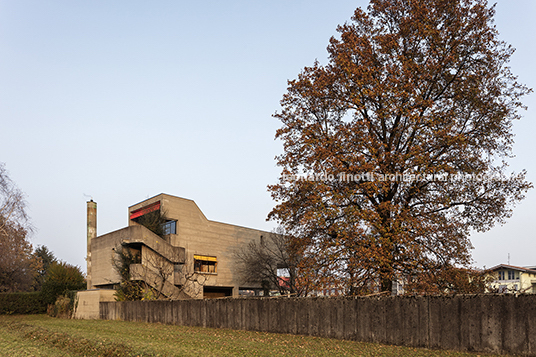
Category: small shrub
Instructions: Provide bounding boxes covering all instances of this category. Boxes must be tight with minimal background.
[47,291,79,318]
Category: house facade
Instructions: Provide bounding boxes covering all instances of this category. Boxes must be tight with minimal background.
[487,264,536,294]
[88,193,269,299]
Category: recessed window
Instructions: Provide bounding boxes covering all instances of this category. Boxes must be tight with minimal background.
[162,220,176,235]
[194,255,217,273]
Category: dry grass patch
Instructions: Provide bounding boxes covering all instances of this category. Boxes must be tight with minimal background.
[0,315,507,357]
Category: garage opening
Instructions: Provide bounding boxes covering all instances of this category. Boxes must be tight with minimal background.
[203,286,232,299]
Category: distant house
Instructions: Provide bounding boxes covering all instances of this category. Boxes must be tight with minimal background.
[487,264,536,294]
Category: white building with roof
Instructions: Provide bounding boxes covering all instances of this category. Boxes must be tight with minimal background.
[487,264,536,294]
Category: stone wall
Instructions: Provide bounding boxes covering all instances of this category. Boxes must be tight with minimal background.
[100,294,536,356]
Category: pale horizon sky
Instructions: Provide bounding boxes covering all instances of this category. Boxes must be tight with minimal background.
[1,0,534,273]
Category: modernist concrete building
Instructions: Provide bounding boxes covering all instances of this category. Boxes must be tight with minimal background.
[86,193,269,301]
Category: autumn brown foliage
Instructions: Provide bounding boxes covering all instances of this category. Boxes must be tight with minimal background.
[269,0,531,295]
[0,163,40,293]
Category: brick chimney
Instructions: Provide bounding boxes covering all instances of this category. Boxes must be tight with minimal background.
[86,200,97,289]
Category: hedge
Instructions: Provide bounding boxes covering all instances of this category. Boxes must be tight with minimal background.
[0,292,47,314]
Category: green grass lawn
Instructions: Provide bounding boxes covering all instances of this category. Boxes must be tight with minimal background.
[0,315,503,357]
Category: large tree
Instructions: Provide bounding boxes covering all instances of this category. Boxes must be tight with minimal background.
[0,163,39,292]
[268,0,531,295]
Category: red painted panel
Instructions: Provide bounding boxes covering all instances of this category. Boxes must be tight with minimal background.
[129,201,161,220]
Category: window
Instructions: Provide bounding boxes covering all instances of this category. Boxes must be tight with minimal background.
[498,271,505,280]
[162,220,176,235]
[507,270,520,280]
[194,255,217,273]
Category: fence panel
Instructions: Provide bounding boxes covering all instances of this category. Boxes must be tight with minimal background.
[99,295,536,356]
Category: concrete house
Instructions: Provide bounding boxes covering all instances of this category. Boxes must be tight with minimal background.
[487,264,536,294]
[76,194,269,318]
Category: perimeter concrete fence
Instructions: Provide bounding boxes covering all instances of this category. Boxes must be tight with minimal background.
[100,294,536,356]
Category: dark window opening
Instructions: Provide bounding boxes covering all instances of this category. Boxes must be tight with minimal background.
[203,286,232,298]
[94,284,117,290]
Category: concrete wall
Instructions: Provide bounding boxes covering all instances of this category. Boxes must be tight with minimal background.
[100,295,536,356]
[74,289,116,319]
[91,224,186,289]
[91,228,127,287]
[128,194,267,297]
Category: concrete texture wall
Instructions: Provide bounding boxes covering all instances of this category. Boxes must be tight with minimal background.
[74,289,116,319]
[91,224,186,289]
[90,228,127,287]
[128,194,267,296]
[86,200,97,289]
[100,295,536,356]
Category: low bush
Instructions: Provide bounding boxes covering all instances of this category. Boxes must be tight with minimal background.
[0,292,46,314]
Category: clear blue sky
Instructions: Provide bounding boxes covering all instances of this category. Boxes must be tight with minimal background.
[1,0,534,272]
